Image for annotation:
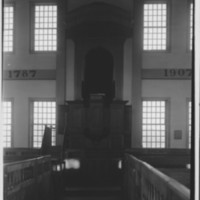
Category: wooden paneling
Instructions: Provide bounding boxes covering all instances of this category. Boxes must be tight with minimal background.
[110,135,124,148]
[124,105,132,148]
[69,135,85,148]
[86,104,104,131]
[110,104,124,133]
[62,100,131,187]
[64,100,131,149]
[68,104,84,133]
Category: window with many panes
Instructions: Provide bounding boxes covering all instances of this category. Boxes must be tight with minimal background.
[32,101,56,148]
[3,5,14,52]
[2,101,13,147]
[188,101,192,148]
[34,4,57,51]
[190,3,193,50]
[143,3,167,50]
[142,100,167,148]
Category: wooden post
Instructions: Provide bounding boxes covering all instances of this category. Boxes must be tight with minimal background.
[56,0,68,145]
[131,0,143,147]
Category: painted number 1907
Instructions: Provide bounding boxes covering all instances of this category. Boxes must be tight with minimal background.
[164,69,192,78]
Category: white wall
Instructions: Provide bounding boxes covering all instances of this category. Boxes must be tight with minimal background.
[2,0,192,149]
[123,38,132,104]
[3,0,57,70]
[142,80,191,148]
[3,81,56,147]
[3,0,57,147]
[65,39,75,101]
[123,38,192,148]
[142,0,192,69]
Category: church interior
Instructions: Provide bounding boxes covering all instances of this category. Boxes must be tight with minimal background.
[2,0,194,199]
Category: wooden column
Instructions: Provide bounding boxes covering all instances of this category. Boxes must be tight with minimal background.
[56,0,67,105]
[56,0,67,145]
[131,0,143,147]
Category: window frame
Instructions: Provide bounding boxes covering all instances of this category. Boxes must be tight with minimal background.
[142,97,170,148]
[186,98,192,149]
[30,2,58,54]
[3,2,15,54]
[142,0,170,52]
[2,98,14,148]
[187,1,193,51]
[29,98,57,148]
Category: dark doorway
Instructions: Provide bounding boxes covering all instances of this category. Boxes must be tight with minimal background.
[82,47,114,102]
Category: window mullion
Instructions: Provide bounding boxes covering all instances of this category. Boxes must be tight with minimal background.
[143,3,167,51]
[3,5,14,52]
[34,4,57,52]
[32,100,56,148]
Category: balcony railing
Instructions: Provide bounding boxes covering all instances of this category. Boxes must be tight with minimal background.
[4,156,51,200]
[123,154,190,200]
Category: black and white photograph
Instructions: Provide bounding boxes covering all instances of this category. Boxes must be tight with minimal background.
[1,0,199,200]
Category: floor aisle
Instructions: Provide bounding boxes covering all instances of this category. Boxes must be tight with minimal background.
[63,197,121,200]
[61,186,122,200]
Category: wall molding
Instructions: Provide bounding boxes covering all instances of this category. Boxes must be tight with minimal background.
[142,68,192,80]
[3,70,56,80]
[3,68,192,81]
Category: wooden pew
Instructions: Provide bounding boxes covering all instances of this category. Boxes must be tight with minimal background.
[125,148,191,188]
[4,148,40,163]
[4,145,66,200]
[125,148,190,168]
[4,156,52,200]
[4,146,63,162]
[123,154,190,200]
[3,127,65,200]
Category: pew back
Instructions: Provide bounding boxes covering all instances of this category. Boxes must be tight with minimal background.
[4,148,40,163]
[125,148,190,168]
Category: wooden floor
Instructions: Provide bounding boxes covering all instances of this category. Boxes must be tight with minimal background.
[62,196,122,200]
[61,186,123,200]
